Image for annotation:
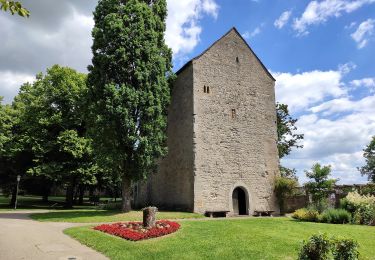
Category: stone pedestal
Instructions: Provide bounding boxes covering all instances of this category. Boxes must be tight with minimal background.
[143,206,157,228]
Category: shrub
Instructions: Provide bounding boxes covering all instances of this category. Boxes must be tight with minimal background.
[274,176,298,215]
[341,191,375,225]
[298,233,331,260]
[319,209,352,224]
[298,234,360,260]
[339,198,355,214]
[292,208,320,222]
[332,238,359,260]
[353,204,375,225]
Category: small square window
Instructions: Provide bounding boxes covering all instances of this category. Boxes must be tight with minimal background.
[231,109,236,119]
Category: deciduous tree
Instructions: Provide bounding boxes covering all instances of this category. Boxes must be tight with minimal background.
[276,103,304,159]
[359,136,375,183]
[16,65,97,208]
[0,0,29,17]
[304,163,337,211]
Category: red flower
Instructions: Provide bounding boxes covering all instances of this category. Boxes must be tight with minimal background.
[93,220,180,241]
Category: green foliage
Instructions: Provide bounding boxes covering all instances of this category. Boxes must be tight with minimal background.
[358,136,375,183]
[360,183,375,196]
[298,233,331,260]
[304,163,337,211]
[12,65,101,207]
[353,204,375,225]
[0,0,29,17]
[276,103,304,158]
[331,238,359,260]
[87,0,173,211]
[298,234,360,260]
[341,191,375,225]
[280,165,298,180]
[0,96,33,202]
[319,209,351,224]
[292,208,320,222]
[275,176,298,214]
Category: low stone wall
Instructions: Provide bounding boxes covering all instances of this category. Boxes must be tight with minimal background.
[284,195,308,213]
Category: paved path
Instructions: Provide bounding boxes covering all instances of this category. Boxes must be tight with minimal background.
[0,211,108,260]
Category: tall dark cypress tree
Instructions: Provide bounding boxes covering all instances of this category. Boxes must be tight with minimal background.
[87,0,173,212]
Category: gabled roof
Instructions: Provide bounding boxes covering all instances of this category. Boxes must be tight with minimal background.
[176,27,276,81]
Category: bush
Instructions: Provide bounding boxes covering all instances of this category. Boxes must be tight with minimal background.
[341,191,375,225]
[319,209,352,224]
[345,191,375,209]
[332,238,359,260]
[298,234,360,260]
[274,176,298,215]
[353,204,375,225]
[292,208,320,222]
[298,233,331,260]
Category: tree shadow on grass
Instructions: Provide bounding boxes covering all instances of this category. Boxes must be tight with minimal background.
[30,209,122,222]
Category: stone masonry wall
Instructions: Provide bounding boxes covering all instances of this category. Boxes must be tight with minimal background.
[192,29,279,214]
[135,64,195,211]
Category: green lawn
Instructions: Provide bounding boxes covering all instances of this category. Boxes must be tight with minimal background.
[0,195,117,211]
[30,210,203,222]
[0,195,66,211]
[65,218,375,260]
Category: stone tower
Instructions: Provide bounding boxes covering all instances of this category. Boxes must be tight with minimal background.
[134,27,280,215]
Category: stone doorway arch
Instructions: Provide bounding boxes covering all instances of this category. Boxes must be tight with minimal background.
[232,187,248,215]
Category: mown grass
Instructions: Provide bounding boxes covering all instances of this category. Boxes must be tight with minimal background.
[65,218,375,260]
[0,195,116,211]
[30,210,203,223]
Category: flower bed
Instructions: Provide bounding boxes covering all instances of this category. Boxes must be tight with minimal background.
[94,220,180,241]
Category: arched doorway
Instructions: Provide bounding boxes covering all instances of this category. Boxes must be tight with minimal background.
[232,187,248,215]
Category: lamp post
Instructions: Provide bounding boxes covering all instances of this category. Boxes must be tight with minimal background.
[14,175,21,210]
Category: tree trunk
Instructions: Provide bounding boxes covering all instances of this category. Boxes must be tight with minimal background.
[42,194,49,203]
[9,186,17,207]
[78,185,84,205]
[65,180,75,209]
[41,178,51,202]
[143,207,157,228]
[121,176,132,212]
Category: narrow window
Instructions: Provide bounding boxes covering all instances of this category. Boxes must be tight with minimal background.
[204,85,207,93]
[236,57,239,63]
[231,109,236,119]
[207,86,210,94]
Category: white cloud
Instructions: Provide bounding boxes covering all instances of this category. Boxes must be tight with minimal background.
[0,71,35,104]
[242,24,265,40]
[276,65,375,184]
[310,96,375,115]
[345,21,357,29]
[274,10,292,29]
[293,0,375,35]
[351,77,375,91]
[351,19,375,48]
[0,0,220,104]
[166,0,219,57]
[283,105,375,184]
[274,69,346,112]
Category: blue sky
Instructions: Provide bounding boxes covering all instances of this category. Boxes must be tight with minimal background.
[0,0,374,184]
